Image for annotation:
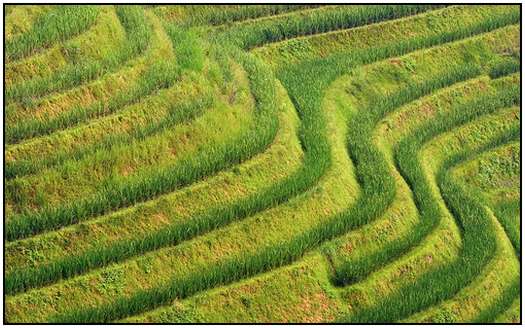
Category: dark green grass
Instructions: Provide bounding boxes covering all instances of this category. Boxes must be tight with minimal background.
[489,57,521,79]
[4,34,331,295]
[6,22,208,176]
[167,5,321,27]
[4,5,521,323]
[6,91,214,182]
[453,143,520,323]
[493,200,521,255]
[475,278,520,323]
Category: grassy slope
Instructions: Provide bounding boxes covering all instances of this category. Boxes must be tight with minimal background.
[5,6,126,86]
[114,12,520,323]
[120,81,519,325]
[5,5,99,61]
[5,9,174,149]
[4,54,359,322]
[5,81,302,294]
[452,142,520,253]
[3,4,521,324]
[253,5,518,70]
[5,5,54,41]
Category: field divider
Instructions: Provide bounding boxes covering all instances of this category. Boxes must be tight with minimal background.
[47,17,520,323]
[6,6,126,88]
[5,76,211,179]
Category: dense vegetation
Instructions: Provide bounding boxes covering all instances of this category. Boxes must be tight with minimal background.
[4,4,520,323]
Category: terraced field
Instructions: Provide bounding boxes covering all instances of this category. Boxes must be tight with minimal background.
[4,4,521,323]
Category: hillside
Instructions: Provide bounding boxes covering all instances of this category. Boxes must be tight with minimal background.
[4,4,521,323]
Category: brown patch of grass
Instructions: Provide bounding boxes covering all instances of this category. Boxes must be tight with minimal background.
[342,242,354,255]
[390,58,403,66]
[121,165,135,177]
[151,212,170,226]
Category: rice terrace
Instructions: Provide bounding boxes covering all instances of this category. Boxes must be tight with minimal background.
[3,3,522,324]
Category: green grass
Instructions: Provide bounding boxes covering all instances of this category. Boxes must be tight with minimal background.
[22,9,518,324]
[4,4,521,323]
[254,5,519,70]
[93,77,519,325]
[5,61,265,240]
[5,9,180,148]
[5,6,126,87]
[5,5,54,41]
[118,87,520,324]
[324,76,492,286]
[153,5,321,27]
[341,100,519,323]
[4,80,302,295]
[6,6,151,103]
[495,296,521,323]
[452,142,520,254]
[6,5,99,61]
[120,254,344,323]
[216,5,439,49]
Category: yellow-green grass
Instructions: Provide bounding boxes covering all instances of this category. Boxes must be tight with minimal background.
[258,9,518,323]
[5,69,206,177]
[4,64,359,322]
[6,6,126,87]
[5,5,54,41]
[3,4,521,324]
[452,142,520,254]
[433,142,520,323]
[253,5,519,71]
[324,76,495,285]
[6,10,220,173]
[5,60,253,221]
[119,254,344,323]
[322,34,518,316]
[5,49,283,246]
[213,5,335,30]
[6,5,99,61]
[399,110,520,323]
[41,40,518,323]
[403,205,518,323]
[4,81,303,291]
[4,9,165,144]
[119,98,519,324]
[453,142,520,203]
[113,44,486,321]
[318,35,518,320]
[341,103,519,322]
[495,297,521,323]
[5,6,151,105]
[301,21,519,286]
